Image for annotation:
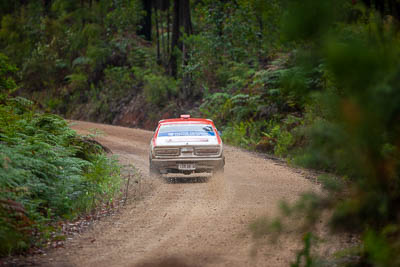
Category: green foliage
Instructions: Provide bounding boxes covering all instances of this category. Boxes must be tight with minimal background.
[199,55,309,156]
[0,0,148,116]
[221,120,266,149]
[0,53,17,101]
[250,1,400,265]
[103,66,134,93]
[143,74,178,106]
[186,0,284,93]
[282,0,337,42]
[291,232,314,267]
[269,124,294,157]
[66,73,88,92]
[105,0,143,33]
[0,97,121,256]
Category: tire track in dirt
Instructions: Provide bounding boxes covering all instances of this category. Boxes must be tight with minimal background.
[34,121,324,267]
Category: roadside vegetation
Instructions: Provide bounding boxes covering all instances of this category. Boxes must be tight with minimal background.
[0,54,121,256]
[1,0,400,265]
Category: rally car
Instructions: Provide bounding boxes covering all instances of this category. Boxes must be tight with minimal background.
[149,115,225,176]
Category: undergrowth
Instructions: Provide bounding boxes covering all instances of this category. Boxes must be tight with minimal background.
[200,56,314,159]
[0,96,121,256]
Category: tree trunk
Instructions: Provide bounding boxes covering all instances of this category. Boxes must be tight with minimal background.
[168,0,192,89]
[155,6,161,64]
[167,4,171,58]
[181,0,193,99]
[169,0,180,78]
[160,0,171,60]
[161,10,166,66]
[182,0,193,35]
[43,0,51,14]
[81,0,86,27]
[138,0,152,41]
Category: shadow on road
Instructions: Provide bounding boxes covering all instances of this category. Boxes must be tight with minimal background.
[134,256,200,267]
[164,176,210,184]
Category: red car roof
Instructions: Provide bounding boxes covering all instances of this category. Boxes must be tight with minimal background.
[159,118,213,124]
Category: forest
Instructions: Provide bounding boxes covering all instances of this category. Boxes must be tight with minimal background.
[1,0,400,265]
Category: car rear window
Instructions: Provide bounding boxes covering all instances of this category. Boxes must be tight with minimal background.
[158,123,215,137]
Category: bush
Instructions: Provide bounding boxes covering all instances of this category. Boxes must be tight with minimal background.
[251,2,400,265]
[222,120,270,149]
[0,53,17,102]
[143,74,178,106]
[0,97,121,256]
[103,66,135,93]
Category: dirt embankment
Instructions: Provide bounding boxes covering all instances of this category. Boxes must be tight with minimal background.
[30,121,340,267]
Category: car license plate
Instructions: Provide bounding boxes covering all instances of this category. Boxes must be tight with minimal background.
[178,163,196,170]
[181,147,193,152]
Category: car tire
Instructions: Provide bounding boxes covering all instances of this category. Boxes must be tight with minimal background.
[217,166,224,174]
[213,165,224,177]
[149,159,160,177]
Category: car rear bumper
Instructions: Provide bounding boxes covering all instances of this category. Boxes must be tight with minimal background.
[151,157,225,173]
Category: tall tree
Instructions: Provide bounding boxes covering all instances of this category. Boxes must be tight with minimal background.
[169,0,180,78]
[160,0,170,66]
[154,4,161,64]
[138,0,153,41]
[168,0,192,79]
[167,1,171,58]
[180,0,193,98]
[43,0,52,14]
[361,0,400,20]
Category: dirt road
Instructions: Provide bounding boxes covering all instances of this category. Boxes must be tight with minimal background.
[37,121,320,267]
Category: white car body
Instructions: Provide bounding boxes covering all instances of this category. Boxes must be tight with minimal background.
[149,115,225,175]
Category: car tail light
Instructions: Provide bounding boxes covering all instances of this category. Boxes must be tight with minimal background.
[195,146,220,156]
[154,148,180,156]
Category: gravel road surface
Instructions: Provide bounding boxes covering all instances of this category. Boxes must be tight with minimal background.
[36,121,321,267]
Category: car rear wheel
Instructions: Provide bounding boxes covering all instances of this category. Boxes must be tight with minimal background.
[149,159,161,177]
[213,165,224,177]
